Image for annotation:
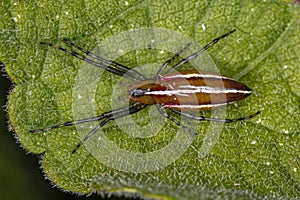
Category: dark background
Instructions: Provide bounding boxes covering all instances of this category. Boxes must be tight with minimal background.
[0,66,136,200]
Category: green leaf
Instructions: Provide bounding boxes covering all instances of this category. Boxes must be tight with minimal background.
[2,0,300,199]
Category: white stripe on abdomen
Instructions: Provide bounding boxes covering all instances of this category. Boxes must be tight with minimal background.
[163,102,229,109]
[160,73,234,81]
[145,85,251,96]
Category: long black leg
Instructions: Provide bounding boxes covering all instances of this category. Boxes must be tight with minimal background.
[156,105,199,135]
[171,109,260,123]
[156,43,191,77]
[40,42,144,81]
[63,39,146,81]
[71,103,147,153]
[156,105,183,127]
[165,30,236,73]
[72,117,111,153]
[30,103,146,133]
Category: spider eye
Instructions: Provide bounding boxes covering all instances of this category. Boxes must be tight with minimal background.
[130,88,145,97]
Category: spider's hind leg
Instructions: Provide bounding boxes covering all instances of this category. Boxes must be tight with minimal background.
[171,109,260,123]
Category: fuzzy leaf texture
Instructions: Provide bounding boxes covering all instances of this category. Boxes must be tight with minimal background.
[2,0,300,199]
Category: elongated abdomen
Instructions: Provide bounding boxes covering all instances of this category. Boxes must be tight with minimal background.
[149,70,252,110]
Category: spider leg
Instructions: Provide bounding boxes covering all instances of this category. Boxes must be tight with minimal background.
[156,105,183,127]
[156,43,191,77]
[171,109,260,123]
[29,103,144,133]
[166,30,236,73]
[71,103,147,153]
[40,42,145,81]
[63,39,146,81]
[156,105,201,136]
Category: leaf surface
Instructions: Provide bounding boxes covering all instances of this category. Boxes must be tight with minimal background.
[2,0,300,199]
